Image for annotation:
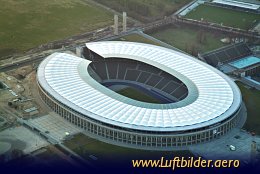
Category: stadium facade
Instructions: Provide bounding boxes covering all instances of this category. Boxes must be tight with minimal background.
[37,41,244,150]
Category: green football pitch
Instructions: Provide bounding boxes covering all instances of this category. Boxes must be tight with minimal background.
[116,87,161,104]
[185,4,260,30]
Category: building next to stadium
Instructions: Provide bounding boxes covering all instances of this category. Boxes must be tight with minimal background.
[212,0,260,13]
[201,42,260,90]
[37,41,245,150]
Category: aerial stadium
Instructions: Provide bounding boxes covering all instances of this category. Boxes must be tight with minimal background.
[37,41,245,150]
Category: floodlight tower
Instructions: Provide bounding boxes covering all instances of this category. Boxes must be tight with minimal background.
[76,47,82,57]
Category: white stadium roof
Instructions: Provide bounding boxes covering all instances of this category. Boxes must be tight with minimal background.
[213,0,260,10]
[37,41,241,132]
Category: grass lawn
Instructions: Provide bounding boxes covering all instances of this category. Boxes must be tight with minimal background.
[0,0,113,58]
[236,82,260,134]
[116,87,160,103]
[150,25,227,55]
[185,4,260,30]
[9,147,73,168]
[36,147,61,161]
[114,33,160,46]
[95,0,192,22]
[64,133,193,164]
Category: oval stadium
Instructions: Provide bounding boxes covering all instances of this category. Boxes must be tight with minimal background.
[37,41,245,150]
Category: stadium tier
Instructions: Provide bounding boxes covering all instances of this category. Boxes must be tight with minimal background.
[212,0,260,11]
[202,42,252,67]
[88,58,187,102]
[37,41,244,150]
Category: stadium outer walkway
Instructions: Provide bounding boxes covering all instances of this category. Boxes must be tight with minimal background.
[189,102,260,164]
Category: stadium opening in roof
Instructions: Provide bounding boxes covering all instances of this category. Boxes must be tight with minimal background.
[88,58,189,104]
[37,41,245,150]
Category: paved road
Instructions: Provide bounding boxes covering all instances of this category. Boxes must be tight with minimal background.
[0,55,44,72]
[18,117,96,169]
[0,29,137,72]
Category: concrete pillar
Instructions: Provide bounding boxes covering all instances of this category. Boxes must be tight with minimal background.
[122,12,127,32]
[251,141,257,165]
[76,47,82,57]
[114,14,119,35]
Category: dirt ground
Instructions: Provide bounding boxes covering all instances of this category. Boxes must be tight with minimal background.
[0,65,50,123]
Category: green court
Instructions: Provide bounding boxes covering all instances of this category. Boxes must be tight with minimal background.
[150,26,227,55]
[185,4,260,30]
[116,87,160,104]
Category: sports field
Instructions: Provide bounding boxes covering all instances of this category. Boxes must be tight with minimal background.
[185,4,260,30]
[116,87,160,103]
[236,82,260,134]
[0,0,113,58]
[150,26,227,55]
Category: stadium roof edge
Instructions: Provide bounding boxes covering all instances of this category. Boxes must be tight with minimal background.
[37,41,241,132]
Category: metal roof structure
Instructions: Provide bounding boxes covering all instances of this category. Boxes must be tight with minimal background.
[37,41,241,132]
[212,0,260,10]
